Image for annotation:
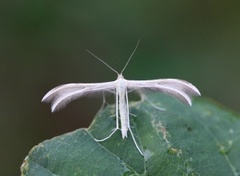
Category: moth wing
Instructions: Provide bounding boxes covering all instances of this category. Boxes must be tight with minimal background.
[126,79,200,106]
[42,81,116,112]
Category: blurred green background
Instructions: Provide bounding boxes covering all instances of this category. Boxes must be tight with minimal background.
[1,1,240,175]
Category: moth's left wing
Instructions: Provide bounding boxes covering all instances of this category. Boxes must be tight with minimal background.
[42,81,116,112]
[126,79,200,106]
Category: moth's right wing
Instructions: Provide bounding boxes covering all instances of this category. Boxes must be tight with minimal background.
[42,81,116,112]
[126,79,200,106]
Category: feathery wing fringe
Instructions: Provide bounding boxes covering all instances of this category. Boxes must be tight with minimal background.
[42,81,116,112]
[127,79,200,105]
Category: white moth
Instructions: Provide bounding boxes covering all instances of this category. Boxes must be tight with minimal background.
[42,40,201,155]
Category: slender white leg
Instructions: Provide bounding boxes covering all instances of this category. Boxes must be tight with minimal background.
[129,112,136,117]
[125,92,143,156]
[142,94,166,111]
[128,127,143,155]
[95,128,119,142]
[99,92,107,111]
[116,89,119,129]
[125,92,130,128]
[95,89,120,142]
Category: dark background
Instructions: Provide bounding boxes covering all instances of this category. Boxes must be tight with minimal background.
[1,1,240,175]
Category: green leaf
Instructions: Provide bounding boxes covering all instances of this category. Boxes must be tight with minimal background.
[21,94,240,176]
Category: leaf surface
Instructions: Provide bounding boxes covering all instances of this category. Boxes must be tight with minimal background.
[21,94,240,176]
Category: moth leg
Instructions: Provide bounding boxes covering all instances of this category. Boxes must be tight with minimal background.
[115,88,119,129]
[129,112,136,117]
[95,128,119,142]
[95,88,120,142]
[99,92,108,111]
[141,93,166,111]
[128,127,143,156]
[125,91,143,155]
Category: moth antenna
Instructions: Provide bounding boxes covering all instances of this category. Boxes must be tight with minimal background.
[86,50,119,75]
[120,39,140,74]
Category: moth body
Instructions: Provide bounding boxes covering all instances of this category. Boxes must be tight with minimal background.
[116,74,129,139]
